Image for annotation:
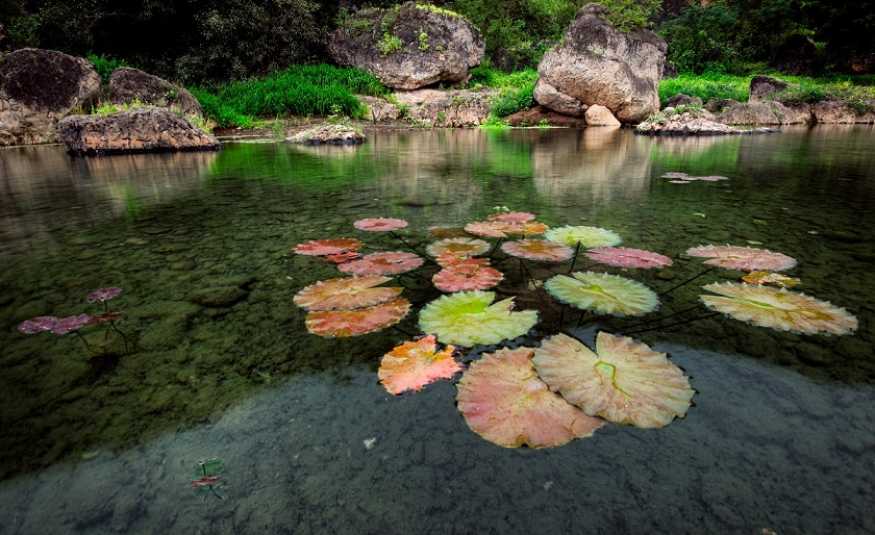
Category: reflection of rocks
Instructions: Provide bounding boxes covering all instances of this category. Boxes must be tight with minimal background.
[0,147,217,254]
[532,127,654,205]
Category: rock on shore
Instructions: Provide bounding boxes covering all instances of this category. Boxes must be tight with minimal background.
[637,107,776,136]
[0,48,100,146]
[109,67,203,117]
[329,2,484,90]
[535,4,667,124]
[287,124,365,145]
[57,107,219,155]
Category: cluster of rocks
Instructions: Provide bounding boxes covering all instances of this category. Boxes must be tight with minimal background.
[0,48,217,153]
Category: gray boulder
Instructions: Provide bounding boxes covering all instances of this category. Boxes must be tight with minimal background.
[717,101,812,125]
[535,3,667,124]
[749,75,789,103]
[57,107,219,155]
[287,124,365,145]
[0,48,101,146]
[637,108,775,136]
[533,79,587,117]
[329,2,484,90]
[704,98,739,113]
[812,101,875,124]
[109,67,202,117]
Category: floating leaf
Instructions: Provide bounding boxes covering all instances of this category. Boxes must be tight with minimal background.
[294,276,402,311]
[701,283,857,336]
[465,220,548,239]
[294,238,362,256]
[533,333,695,428]
[17,316,60,335]
[354,218,408,232]
[339,252,424,276]
[426,237,490,258]
[419,291,538,346]
[306,298,411,337]
[51,314,95,335]
[432,259,503,292]
[87,287,122,303]
[545,226,622,248]
[686,245,797,272]
[501,239,574,263]
[585,247,673,269]
[545,272,658,317]
[324,251,362,264]
[378,335,462,395]
[742,271,801,288]
[488,211,536,224]
[456,347,603,448]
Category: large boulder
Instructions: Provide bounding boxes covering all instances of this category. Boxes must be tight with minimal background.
[328,2,484,90]
[109,67,202,117]
[535,3,667,124]
[0,48,101,146]
[57,107,219,155]
[812,101,875,124]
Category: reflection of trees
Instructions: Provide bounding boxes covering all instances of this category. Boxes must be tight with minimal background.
[0,148,216,254]
[532,127,655,207]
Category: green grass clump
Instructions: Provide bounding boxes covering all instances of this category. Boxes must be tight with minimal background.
[469,67,539,118]
[189,64,388,128]
[87,53,128,83]
[378,33,404,55]
[92,99,148,116]
[659,73,751,105]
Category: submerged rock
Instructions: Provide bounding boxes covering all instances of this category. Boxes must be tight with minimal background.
[287,123,365,145]
[329,2,484,90]
[57,107,220,155]
[535,4,667,124]
[0,48,101,146]
[109,67,202,117]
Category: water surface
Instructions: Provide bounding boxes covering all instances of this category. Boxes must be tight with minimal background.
[1,127,873,533]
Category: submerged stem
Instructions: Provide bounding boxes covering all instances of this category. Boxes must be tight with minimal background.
[568,242,583,274]
[659,267,716,297]
[621,312,722,336]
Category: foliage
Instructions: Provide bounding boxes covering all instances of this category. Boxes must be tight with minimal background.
[598,0,661,31]
[378,32,404,55]
[189,65,387,128]
[87,53,128,83]
[469,66,538,117]
[659,73,751,105]
[92,99,148,116]
[418,30,430,51]
[658,4,742,74]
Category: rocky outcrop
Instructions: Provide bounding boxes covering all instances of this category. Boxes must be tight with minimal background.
[0,48,101,146]
[533,79,587,117]
[749,75,789,102]
[359,96,402,122]
[109,67,202,117]
[812,101,875,124]
[535,3,667,124]
[504,106,587,127]
[585,104,621,126]
[287,123,365,145]
[637,108,775,136]
[665,94,703,108]
[390,89,493,126]
[329,3,484,90]
[57,108,219,155]
[704,99,739,113]
[717,101,812,125]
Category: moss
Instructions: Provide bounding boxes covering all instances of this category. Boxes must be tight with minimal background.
[378,32,404,56]
[418,30,430,51]
[414,3,462,18]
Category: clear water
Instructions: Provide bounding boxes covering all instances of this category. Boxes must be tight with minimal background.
[0,127,873,534]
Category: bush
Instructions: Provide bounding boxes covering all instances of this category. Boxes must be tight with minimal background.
[658,4,742,74]
[598,0,661,31]
[469,66,538,117]
[190,64,388,128]
[87,53,128,83]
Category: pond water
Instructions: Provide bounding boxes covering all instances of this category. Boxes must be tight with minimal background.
[0,127,873,534]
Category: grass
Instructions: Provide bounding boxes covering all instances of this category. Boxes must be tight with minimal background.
[469,66,539,119]
[87,53,128,83]
[190,64,388,129]
[659,72,875,110]
[90,99,215,134]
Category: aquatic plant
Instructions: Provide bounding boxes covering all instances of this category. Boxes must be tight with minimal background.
[502,239,574,263]
[426,237,490,258]
[290,210,857,449]
[378,336,462,395]
[545,272,659,317]
[456,347,603,448]
[432,258,504,292]
[338,252,424,276]
[306,298,412,337]
[294,276,403,311]
[585,247,673,269]
[419,291,538,347]
[700,283,857,335]
[687,245,797,272]
[545,226,622,249]
[86,287,122,303]
[533,333,695,428]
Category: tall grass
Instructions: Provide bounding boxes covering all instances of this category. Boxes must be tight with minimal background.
[191,64,388,128]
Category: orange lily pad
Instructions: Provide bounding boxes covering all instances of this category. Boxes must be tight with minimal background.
[293,276,403,311]
[378,335,462,395]
[305,298,411,337]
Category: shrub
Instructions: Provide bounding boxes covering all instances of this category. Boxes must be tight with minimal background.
[378,33,404,55]
[658,4,742,74]
[469,67,538,117]
[87,53,128,83]
[188,88,255,129]
[598,0,661,31]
